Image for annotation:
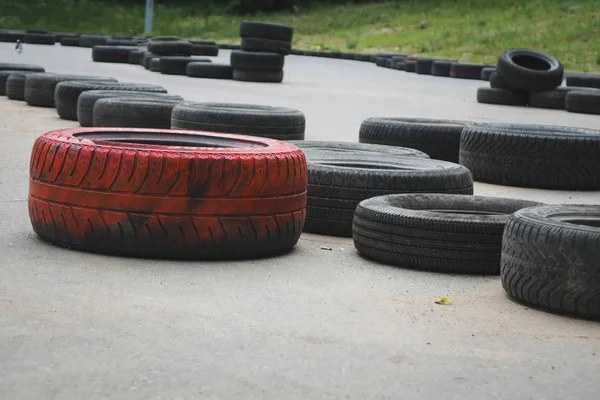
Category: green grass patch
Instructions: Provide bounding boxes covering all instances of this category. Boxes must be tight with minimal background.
[1,0,599,71]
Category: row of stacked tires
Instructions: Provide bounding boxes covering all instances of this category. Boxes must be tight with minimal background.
[2,51,599,322]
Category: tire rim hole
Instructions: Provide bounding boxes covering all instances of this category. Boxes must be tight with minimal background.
[74,132,268,148]
[512,55,552,71]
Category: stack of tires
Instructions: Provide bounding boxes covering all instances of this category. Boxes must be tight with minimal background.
[144,37,213,75]
[230,21,293,83]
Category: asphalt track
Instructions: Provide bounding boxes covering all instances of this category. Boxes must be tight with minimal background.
[1,43,599,400]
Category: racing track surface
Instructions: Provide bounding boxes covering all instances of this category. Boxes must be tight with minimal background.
[1,43,599,399]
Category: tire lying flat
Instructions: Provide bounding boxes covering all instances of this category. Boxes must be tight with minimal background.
[566,74,600,89]
[233,69,283,83]
[289,141,429,159]
[353,194,542,274]
[231,50,284,70]
[159,56,210,75]
[240,38,291,55]
[450,63,488,80]
[476,87,529,106]
[171,102,305,140]
[459,123,600,190]
[186,63,233,79]
[93,98,183,129]
[92,45,139,63]
[359,117,469,163]
[501,205,600,320]
[239,21,293,42]
[530,87,597,110]
[303,155,474,237]
[6,72,38,100]
[0,63,45,72]
[565,90,600,115]
[28,128,307,259]
[25,73,118,107]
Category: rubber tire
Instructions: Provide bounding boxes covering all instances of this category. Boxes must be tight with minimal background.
[0,31,25,42]
[28,128,307,259]
[489,72,513,89]
[142,52,159,69]
[24,73,118,108]
[450,63,488,80]
[192,44,219,56]
[160,56,210,75]
[149,58,161,72]
[240,37,291,55]
[0,70,44,95]
[303,155,474,237]
[500,205,600,320]
[0,63,45,72]
[353,194,542,274]
[55,81,168,121]
[431,60,454,77]
[354,54,372,62]
[459,123,600,190]
[230,50,284,71]
[171,102,304,140]
[147,40,192,56]
[530,87,597,110]
[92,46,138,63]
[566,74,600,89]
[191,40,217,46]
[186,63,233,79]
[240,21,293,42]
[359,118,469,163]
[404,61,416,73]
[481,67,496,81]
[233,69,283,83]
[288,141,430,159]
[149,36,179,42]
[565,90,600,115]
[60,37,80,46]
[105,39,139,46]
[415,58,438,75]
[79,35,108,48]
[476,87,529,106]
[6,72,36,100]
[24,33,55,45]
[93,98,183,129]
[128,49,146,65]
[496,48,564,91]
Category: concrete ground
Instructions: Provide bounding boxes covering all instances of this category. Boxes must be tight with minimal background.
[0,43,599,400]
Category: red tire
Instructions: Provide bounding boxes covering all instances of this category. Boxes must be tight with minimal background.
[28,128,307,259]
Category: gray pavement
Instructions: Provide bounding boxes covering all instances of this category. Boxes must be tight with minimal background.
[0,43,599,400]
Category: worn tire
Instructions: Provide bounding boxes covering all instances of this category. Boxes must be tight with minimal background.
[159,56,210,75]
[79,35,108,48]
[240,21,293,42]
[24,73,117,107]
[431,60,454,77]
[530,87,597,110]
[105,39,139,46]
[128,49,146,65]
[186,63,233,79]
[566,74,600,89]
[481,67,496,81]
[231,50,284,71]
[60,36,80,46]
[55,81,168,121]
[450,63,488,80]
[149,58,161,72]
[24,32,55,45]
[476,87,529,106]
[147,40,192,56]
[77,90,183,127]
[489,72,514,89]
[565,90,600,115]
[93,98,183,129]
[28,127,307,259]
[501,205,600,320]
[404,60,416,73]
[0,69,43,95]
[171,102,305,140]
[142,52,159,69]
[0,63,45,72]
[496,48,563,91]
[289,141,429,159]
[240,37,291,55]
[303,155,474,237]
[233,69,283,83]
[359,118,469,163]
[0,30,25,42]
[191,44,219,56]
[6,72,37,100]
[353,194,542,274]
[92,45,138,63]
[459,123,600,190]
[415,58,439,75]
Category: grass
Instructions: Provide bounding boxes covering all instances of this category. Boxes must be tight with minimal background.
[1,0,600,71]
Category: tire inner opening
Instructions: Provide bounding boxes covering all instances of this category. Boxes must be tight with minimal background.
[74,131,269,148]
[558,217,600,228]
[512,55,551,71]
[425,209,506,216]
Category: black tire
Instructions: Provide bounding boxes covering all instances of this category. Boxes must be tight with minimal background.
[92,45,138,63]
[459,123,600,190]
[191,40,217,46]
[105,39,139,46]
[501,205,600,320]
[240,37,291,55]
[489,72,513,89]
[450,63,488,80]
[147,40,192,56]
[24,33,55,45]
[353,194,542,274]
[53,32,79,43]
[192,44,219,56]
[77,90,184,127]
[149,36,179,42]
[476,87,529,106]
[415,58,439,75]
[0,63,45,72]
[171,102,304,140]
[354,54,372,62]
[128,49,146,65]
[0,31,25,42]
[24,73,118,108]
[93,98,183,129]
[240,21,293,42]
[142,52,159,69]
[25,29,47,34]
[395,62,406,71]
[565,90,600,115]
[60,37,80,46]
[303,155,474,237]
[55,81,168,121]
[431,60,454,77]
[481,67,496,81]
[496,48,563,91]
[0,69,43,95]
[566,74,600,89]
[530,87,597,110]
[149,58,161,72]
[159,56,210,75]
[79,35,108,48]
[359,118,469,163]
[186,63,233,79]
[230,50,284,71]
[289,141,430,159]
[404,60,416,73]
[233,69,284,83]
[6,72,37,100]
